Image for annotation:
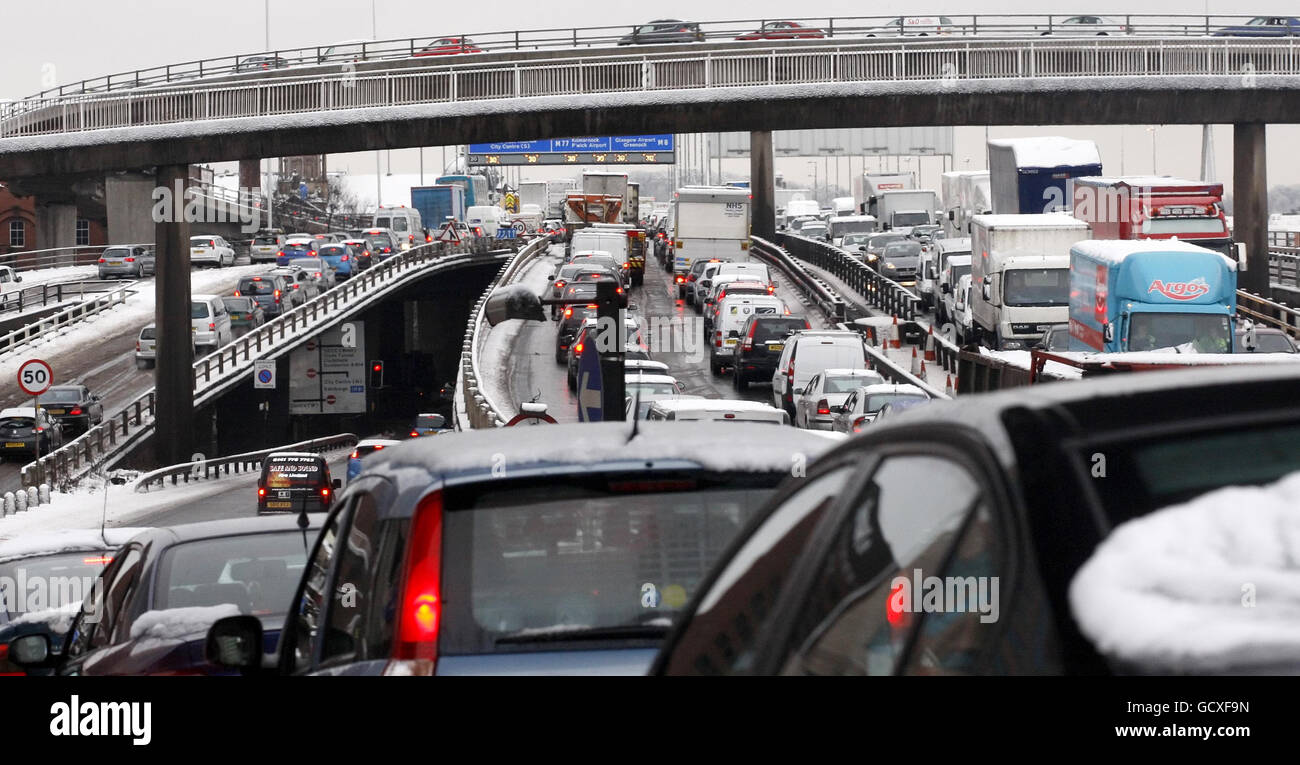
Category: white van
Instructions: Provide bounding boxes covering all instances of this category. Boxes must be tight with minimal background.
[569,228,630,264]
[710,294,787,374]
[465,206,502,238]
[374,205,424,250]
[771,330,868,416]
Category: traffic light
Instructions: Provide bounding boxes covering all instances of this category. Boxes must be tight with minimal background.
[369,360,384,389]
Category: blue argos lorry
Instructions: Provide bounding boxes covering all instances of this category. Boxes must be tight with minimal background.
[988,136,1102,215]
[1068,239,1237,353]
[411,184,467,229]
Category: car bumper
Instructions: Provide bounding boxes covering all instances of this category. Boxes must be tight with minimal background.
[98,265,139,278]
[1,441,38,457]
[807,416,834,431]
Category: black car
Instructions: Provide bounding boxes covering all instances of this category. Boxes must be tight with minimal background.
[0,407,63,460]
[652,363,1300,675]
[618,19,706,45]
[258,452,340,515]
[7,516,323,676]
[733,314,812,390]
[555,294,600,363]
[36,384,103,435]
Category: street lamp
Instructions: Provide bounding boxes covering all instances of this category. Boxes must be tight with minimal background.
[806,161,818,204]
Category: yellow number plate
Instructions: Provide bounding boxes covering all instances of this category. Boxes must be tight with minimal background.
[265,501,292,508]
[5,442,24,448]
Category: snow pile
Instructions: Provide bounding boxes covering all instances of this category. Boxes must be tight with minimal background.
[128,604,240,641]
[1070,471,1300,673]
[6,600,82,635]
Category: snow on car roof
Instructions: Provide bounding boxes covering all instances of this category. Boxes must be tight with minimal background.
[0,527,151,561]
[1069,470,1300,673]
[988,136,1101,168]
[822,368,884,377]
[1070,238,1237,269]
[971,213,1090,229]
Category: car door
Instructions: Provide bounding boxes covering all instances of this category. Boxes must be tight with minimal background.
[60,544,145,675]
[798,375,819,427]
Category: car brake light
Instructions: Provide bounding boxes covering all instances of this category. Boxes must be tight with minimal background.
[69,407,82,416]
[426,235,432,243]
[852,416,866,433]
[342,254,349,261]
[277,251,283,258]
[258,487,266,497]
[83,555,112,565]
[97,258,106,264]
[274,289,281,298]
[675,275,685,283]
[349,450,359,459]
[767,285,776,293]
[321,487,331,498]
[233,290,241,297]
[389,490,443,673]
[135,341,141,351]
[554,280,566,289]
[125,257,135,262]
[574,342,584,354]
[409,430,420,438]
[294,284,300,289]
[816,400,830,416]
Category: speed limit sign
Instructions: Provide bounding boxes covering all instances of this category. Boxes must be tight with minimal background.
[17,359,53,396]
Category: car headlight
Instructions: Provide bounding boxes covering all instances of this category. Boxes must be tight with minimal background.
[885,263,896,269]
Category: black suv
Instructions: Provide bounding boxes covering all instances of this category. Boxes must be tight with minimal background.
[733,314,811,390]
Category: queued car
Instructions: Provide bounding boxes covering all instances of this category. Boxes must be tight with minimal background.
[414,37,484,56]
[340,238,376,272]
[771,330,869,419]
[223,296,266,333]
[618,19,706,45]
[408,413,450,438]
[317,243,356,281]
[865,15,954,36]
[733,314,813,391]
[277,238,319,266]
[258,452,340,515]
[190,235,235,267]
[1034,323,1072,352]
[269,267,320,304]
[250,232,286,263]
[37,385,104,435]
[1235,325,1298,353]
[201,421,839,676]
[1041,15,1133,35]
[1212,16,1300,37]
[651,363,1300,675]
[347,438,402,482]
[287,257,336,291]
[793,369,886,430]
[97,245,154,279]
[874,397,930,422]
[6,516,324,676]
[0,528,149,676]
[644,398,791,425]
[735,21,825,40]
[566,316,645,391]
[0,407,64,460]
[237,55,293,71]
[830,382,930,433]
[190,294,234,354]
[235,274,292,318]
[135,323,197,369]
[361,229,398,260]
[555,300,599,363]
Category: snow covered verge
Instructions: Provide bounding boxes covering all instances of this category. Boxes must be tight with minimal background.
[1070,471,1300,673]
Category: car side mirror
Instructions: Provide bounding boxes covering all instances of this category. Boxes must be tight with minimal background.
[981,282,991,301]
[675,381,687,392]
[1103,322,1114,343]
[547,275,554,280]
[332,478,342,489]
[14,276,20,282]
[792,387,804,395]
[205,615,265,672]
[8,633,51,668]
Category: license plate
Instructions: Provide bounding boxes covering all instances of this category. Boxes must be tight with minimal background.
[108,261,123,266]
[724,339,737,347]
[5,442,23,448]
[768,343,784,351]
[191,248,203,253]
[265,501,292,509]
[47,409,66,415]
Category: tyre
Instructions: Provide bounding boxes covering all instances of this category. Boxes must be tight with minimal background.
[733,369,747,391]
[710,356,724,376]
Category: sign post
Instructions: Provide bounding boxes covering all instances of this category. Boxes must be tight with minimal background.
[17,358,54,466]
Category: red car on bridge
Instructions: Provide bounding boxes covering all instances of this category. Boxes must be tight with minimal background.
[415,37,484,56]
[735,21,826,40]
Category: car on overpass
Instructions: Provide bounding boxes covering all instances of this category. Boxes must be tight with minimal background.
[250,232,285,263]
[200,421,840,676]
[7,516,325,676]
[36,385,104,436]
[0,266,21,284]
[864,16,954,36]
[1040,15,1134,35]
[278,237,319,265]
[237,55,294,72]
[0,407,64,460]
[735,21,825,40]
[340,238,376,272]
[317,243,356,281]
[618,19,706,45]
[287,257,336,291]
[270,266,321,304]
[1212,16,1300,37]
[650,362,1300,676]
[235,273,291,318]
[414,37,484,56]
[223,296,266,334]
[191,294,234,354]
[97,245,154,279]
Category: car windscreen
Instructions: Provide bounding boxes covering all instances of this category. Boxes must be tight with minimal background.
[796,342,865,374]
[239,279,275,295]
[439,470,786,653]
[415,416,443,429]
[883,242,921,258]
[1128,312,1232,353]
[865,393,928,412]
[825,375,880,393]
[1003,268,1069,307]
[0,551,113,621]
[364,234,393,247]
[289,259,322,270]
[153,532,309,616]
[190,302,210,319]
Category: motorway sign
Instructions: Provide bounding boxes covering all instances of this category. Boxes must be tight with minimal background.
[576,341,603,422]
[469,135,674,154]
[253,360,277,389]
[17,359,53,396]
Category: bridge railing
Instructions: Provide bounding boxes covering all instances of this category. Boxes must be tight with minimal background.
[0,281,137,358]
[0,279,133,318]
[0,244,151,273]
[21,237,514,490]
[458,235,551,430]
[2,14,1277,106]
[134,432,358,493]
[6,35,1300,138]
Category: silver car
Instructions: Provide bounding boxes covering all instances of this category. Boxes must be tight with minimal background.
[135,323,196,369]
[287,258,336,291]
[98,245,154,279]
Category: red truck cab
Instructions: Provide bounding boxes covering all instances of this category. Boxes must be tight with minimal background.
[1071,177,1233,257]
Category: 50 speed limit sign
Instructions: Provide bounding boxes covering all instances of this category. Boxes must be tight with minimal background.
[17,359,53,396]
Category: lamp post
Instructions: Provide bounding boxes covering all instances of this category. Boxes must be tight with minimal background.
[1147,125,1158,174]
[806,161,818,204]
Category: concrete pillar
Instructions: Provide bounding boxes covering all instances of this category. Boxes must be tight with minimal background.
[1233,123,1269,296]
[750,131,775,240]
[35,202,78,252]
[154,165,194,468]
[105,172,159,245]
[238,159,261,193]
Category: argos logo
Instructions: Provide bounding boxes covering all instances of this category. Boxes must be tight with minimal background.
[1148,277,1211,301]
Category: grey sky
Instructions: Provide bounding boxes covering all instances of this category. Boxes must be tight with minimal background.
[5,1,1299,202]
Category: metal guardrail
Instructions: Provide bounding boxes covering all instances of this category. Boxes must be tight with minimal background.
[6,35,1300,139]
[21,237,513,489]
[778,232,921,320]
[458,235,552,429]
[134,432,358,492]
[0,279,130,318]
[1237,290,1300,338]
[1269,249,1300,287]
[6,14,1286,105]
[0,281,137,357]
[749,236,846,321]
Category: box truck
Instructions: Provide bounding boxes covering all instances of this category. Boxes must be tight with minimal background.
[410,184,466,229]
[970,214,1092,350]
[435,174,490,207]
[852,173,916,217]
[988,137,1101,215]
[671,186,752,273]
[1068,239,1236,353]
[1070,176,1234,258]
[877,189,940,231]
[942,171,990,237]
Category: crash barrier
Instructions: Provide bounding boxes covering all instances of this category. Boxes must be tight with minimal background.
[457,236,551,430]
[134,432,358,492]
[0,244,149,274]
[0,281,137,358]
[0,278,137,318]
[22,238,511,490]
[778,232,920,321]
[1237,289,1300,339]
[836,321,950,400]
[748,236,847,322]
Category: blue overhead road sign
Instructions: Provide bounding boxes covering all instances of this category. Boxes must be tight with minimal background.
[576,341,603,422]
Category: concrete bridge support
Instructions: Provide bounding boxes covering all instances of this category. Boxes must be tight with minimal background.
[751,130,775,241]
[154,164,194,468]
[1234,123,1269,297]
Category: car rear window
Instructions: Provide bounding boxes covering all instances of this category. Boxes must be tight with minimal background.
[438,470,787,653]
[140,326,157,340]
[39,388,82,404]
[239,279,275,295]
[415,416,442,429]
[751,318,810,343]
[826,375,880,393]
[190,302,210,319]
[254,236,279,245]
[263,458,327,489]
[225,297,255,311]
[190,237,216,247]
[796,341,865,372]
[319,246,346,256]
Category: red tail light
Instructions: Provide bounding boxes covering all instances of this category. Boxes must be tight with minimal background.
[425,235,432,243]
[273,289,281,299]
[787,365,795,378]
[342,254,349,261]
[69,408,82,416]
[816,400,830,416]
[294,284,301,290]
[135,341,141,352]
[258,487,266,497]
[314,272,322,278]
[125,257,136,262]
[233,290,241,297]
[277,251,284,258]
[208,322,215,330]
[574,342,584,354]
[409,234,415,243]
[767,285,776,293]
[97,258,106,264]
[563,307,573,318]
[82,556,112,565]
[391,491,444,671]
[852,416,867,433]
[554,280,566,289]
[623,262,631,269]
[321,487,331,499]
[349,450,359,459]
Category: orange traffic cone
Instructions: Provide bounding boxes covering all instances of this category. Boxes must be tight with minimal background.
[924,326,936,361]
[910,347,921,376]
[945,375,954,395]
[890,316,901,349]
[920,360,928,379]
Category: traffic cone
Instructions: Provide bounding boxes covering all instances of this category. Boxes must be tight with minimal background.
[910,347,921,376]
[945,375,954,395]
[890,316,901,349]
[920,360,927,379]
[924,326,936,361]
